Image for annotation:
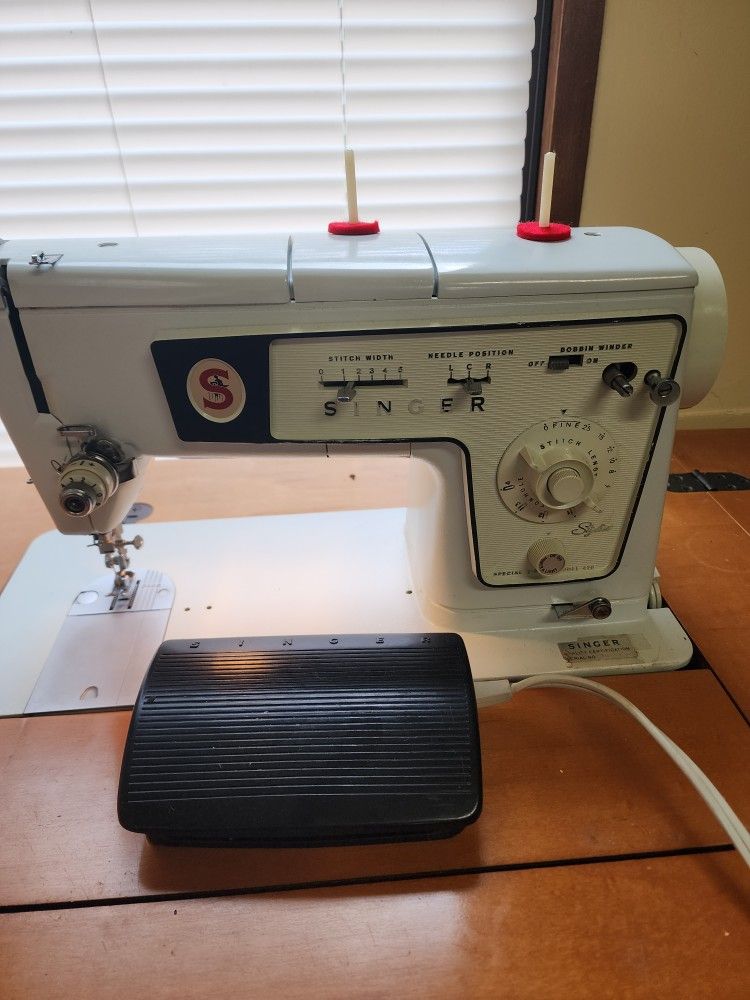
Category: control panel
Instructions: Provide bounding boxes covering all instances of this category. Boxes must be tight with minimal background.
[270,318,684,587]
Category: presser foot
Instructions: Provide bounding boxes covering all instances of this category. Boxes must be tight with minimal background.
[90,524,144,596]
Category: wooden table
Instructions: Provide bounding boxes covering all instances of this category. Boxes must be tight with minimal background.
[1,430,749,999]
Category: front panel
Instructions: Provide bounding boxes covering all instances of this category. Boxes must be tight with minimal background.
[268,317,685,586]
[149,315,684,588]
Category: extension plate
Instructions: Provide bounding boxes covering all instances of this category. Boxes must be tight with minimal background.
[0,509,692,716]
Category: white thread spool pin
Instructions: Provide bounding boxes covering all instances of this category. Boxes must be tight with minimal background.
[328,148,379,235]
[345,148,359,223]
[516,149,570,242]
[538,151,555,228]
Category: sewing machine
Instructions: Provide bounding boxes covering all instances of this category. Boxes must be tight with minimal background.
[0,227,726,720]
[0,225,731,844]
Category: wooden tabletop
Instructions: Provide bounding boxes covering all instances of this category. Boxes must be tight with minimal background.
[1,429,749,998]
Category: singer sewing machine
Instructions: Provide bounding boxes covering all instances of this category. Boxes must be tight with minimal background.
[0,228,726,717]
[0,226,729,844]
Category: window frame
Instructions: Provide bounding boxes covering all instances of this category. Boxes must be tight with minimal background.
[522,0,606,225]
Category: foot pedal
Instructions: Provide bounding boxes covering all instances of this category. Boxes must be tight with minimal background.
[118,633,481,846]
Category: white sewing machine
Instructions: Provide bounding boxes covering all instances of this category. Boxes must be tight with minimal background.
[0,227,727,716]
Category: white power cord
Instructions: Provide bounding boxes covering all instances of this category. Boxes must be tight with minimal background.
[475,673,750,868]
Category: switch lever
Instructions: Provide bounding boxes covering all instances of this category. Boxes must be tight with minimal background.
[447,372,491,396]
[553,597,612,621]
[336,381,357,403]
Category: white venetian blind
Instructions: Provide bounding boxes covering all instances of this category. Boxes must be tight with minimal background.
[0,0,536,465]
[0,0,536,238]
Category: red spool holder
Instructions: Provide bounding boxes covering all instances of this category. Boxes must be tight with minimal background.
[328,220,380,236]
[516,221,571,242]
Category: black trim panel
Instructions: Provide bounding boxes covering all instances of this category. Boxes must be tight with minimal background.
[1,268,49,413]
[152,335,272,443]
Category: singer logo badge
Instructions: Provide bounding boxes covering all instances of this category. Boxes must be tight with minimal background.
[186,358,246,423]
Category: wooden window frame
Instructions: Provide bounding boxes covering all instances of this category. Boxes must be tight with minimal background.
[522,0,606,225]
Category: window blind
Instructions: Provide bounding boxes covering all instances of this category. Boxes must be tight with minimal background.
[0,0,537,464]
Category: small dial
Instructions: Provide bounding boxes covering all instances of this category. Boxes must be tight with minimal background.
[527,537,567,575]
[58,456,118,516]
[496,417,618,523]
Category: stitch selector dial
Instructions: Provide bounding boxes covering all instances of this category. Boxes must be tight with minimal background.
[497,417,618,523]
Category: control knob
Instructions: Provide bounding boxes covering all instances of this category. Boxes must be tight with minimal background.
[58,454,119,517]
[519,443,596,510]
[496,417,618,524]
[546,466,587,505]
[644,370,681,407]
[527,537,567,575]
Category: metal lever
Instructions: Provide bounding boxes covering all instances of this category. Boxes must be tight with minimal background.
[336,381,357,403]
[29,251,63,267]
[602,363,637,398]
[57,424,98,442]
[463,378,485,396]
[553,597,612,621]
[447,373,491,396]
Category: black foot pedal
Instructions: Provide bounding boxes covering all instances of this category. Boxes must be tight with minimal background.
[118,633,481,846]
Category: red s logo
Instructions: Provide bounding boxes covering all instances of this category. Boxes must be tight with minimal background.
[199,367,234,411]
[187,358,246,423]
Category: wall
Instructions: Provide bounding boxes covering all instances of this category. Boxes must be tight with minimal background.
[581,0,749,428]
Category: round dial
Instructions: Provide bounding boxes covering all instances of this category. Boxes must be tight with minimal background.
[58,456,118,516]
[497,417,618,523]
[546,467,586,505]
[527,537,567,575]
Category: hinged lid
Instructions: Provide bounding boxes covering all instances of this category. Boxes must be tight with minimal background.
[4,234,291,308]
[421,227,697,298]
[290,231,435,302]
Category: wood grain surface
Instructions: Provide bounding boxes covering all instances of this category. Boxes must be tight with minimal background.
[658,430,750,716]
[1,669,747,908]
[537,0,606,227]
[2,852,748,1000]
[1,429,748,998]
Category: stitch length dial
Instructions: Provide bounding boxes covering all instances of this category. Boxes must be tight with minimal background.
[496,417,618,523]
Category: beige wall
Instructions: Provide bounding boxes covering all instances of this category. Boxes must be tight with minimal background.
[581,0,749,428]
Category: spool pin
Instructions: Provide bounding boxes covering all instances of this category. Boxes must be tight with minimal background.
[517,151,571,242]
[328,148,380,236]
